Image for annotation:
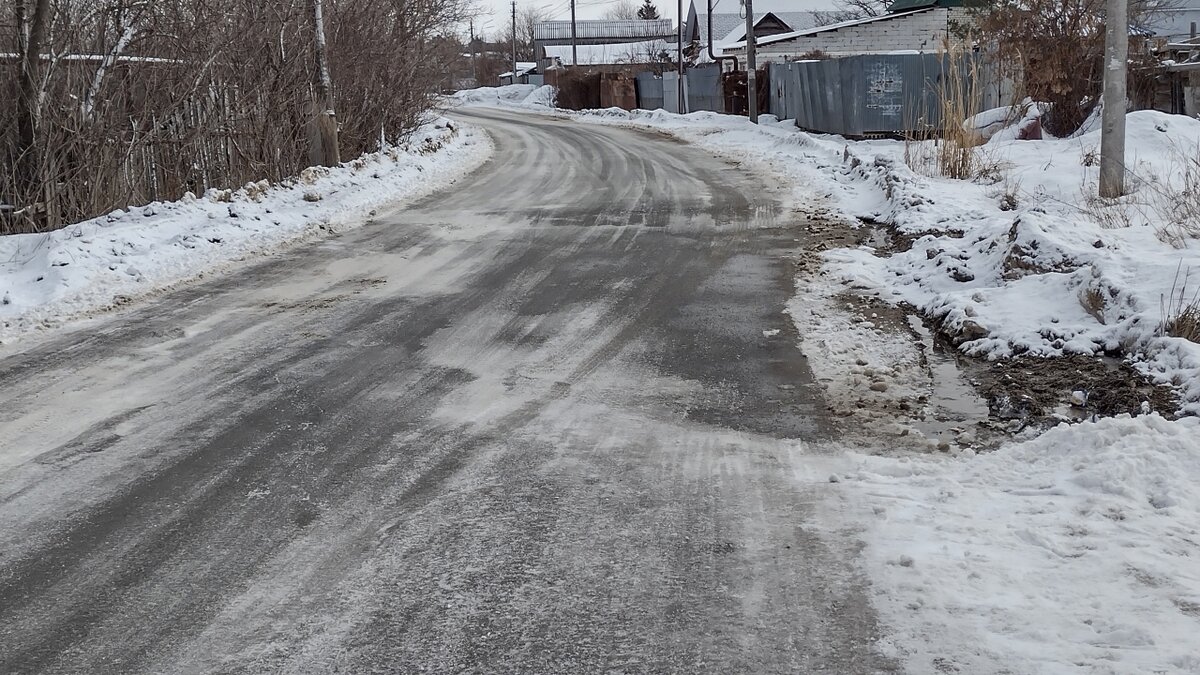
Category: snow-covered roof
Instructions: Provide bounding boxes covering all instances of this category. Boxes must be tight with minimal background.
[0,52,185,64]
[714,11,822,44]
[543,40,673,66]
[533,19,675,45]
[498,62,538,78]
[685,5,825,59]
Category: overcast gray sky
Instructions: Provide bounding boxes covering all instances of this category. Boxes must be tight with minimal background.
[470,0,840,38]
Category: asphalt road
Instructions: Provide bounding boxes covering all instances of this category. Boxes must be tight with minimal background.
[0,108,898,673]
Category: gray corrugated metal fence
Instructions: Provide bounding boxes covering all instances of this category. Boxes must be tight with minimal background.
[636,68,723,113]
[686,65,722,112]
[769,53,1008,137]
[636,72,664,110]
[662,73,686,113]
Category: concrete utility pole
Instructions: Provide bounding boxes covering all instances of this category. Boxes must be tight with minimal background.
[511,0,519,85]
[744,0,757,122]
[1100,0,1128,197]
[570,0,578,67]
[677,0,685,112]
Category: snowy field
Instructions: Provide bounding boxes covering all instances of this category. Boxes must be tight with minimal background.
[0,119,491,342]
[451,86,1200,673]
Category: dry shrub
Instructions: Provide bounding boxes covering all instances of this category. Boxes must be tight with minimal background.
[904,45,1009,183]
[1161,265,1200,343]
[1145,150,1200,246]
[1080,286,1108,325]
[1082,144,1200,245]
[1,0,472,235]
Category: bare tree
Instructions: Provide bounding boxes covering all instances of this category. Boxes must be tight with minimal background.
[309,0,340,166]
[602,0,640,20]
[12,0,52,226]
[496,6,550,60]
[971,0,1170,136]
[813,0,890,25]
[1,0,473,235]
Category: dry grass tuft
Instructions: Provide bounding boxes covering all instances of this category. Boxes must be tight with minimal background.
[1080,286,1108,325]
[1161,264,1200,343]
[904,44,1010,184]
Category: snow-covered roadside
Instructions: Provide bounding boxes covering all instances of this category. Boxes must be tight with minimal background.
[451,87,1200,672]
[836,414,1200,674]
[0,118,492,342]
[457,92,1200,416]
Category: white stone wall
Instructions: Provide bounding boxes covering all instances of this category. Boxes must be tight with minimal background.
[731,8,969,63]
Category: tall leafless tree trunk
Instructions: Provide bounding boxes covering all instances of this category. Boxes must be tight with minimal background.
[309,0,340,167]
[14,0,52,222]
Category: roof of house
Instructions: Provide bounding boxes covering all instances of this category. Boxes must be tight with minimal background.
[499,62,538,78]
[543,40,673,65]
[725,8,933,49]
[886,0,972,13]
[685,0,826,43]
[533,19,675,45]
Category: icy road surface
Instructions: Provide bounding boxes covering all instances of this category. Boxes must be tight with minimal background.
[0,109,897,673]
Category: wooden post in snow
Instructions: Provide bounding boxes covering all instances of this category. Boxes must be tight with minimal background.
[309,0,340,167]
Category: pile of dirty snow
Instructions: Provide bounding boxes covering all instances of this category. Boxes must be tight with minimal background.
[827,111,1200,413]
[0,119,491,341]
[844,414,1200,674]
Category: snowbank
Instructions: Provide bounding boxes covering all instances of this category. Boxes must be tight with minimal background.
[829,111,1200,413]
[846,414,1200,674]
[0,119,491,341]
[447,84,557,110]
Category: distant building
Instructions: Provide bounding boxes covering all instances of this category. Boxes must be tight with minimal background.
[723,0,974,64]
[681,1,823,66]
[533,19,676,70]
[499,62,539,86]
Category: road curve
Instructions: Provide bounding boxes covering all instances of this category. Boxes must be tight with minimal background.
[0,108,898,673]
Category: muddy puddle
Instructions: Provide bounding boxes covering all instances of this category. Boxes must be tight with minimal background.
[905,315,991,445]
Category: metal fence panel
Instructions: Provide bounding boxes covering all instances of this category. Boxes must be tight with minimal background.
[687,65,722,112]
[662,72,688,114]
[774,53,995,137]
[769,63,789,120]
[636,72,665,110]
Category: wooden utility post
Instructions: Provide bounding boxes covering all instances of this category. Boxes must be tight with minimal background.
[309,0,340,167]
[570,0,578,67]
[1100,0,1127,197]
[469,19,478,85]
[676,0,684,112]
[744,0,757,123]
[512,0,519,85]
